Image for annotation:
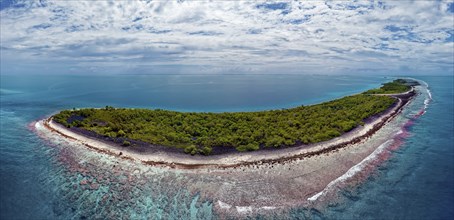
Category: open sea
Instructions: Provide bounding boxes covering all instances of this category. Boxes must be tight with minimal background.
[0,74,453,219]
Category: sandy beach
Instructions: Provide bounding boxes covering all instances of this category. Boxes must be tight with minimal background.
[39,89,415,170]
[33,86,425,216]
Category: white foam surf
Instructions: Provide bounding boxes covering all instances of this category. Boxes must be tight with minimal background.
[217,200,277,213]
[35,121,42,129]
[308,139,393,201]
[218,200,232,210]
[413,78,432,109]
[308,79,430,202]
[235,206,252,214]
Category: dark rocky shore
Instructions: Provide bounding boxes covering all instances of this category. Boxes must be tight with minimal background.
[44,87,416,169]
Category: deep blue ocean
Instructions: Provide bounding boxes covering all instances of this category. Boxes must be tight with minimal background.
[0,74,452,219]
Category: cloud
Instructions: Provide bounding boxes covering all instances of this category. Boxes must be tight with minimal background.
[0,0,453,75]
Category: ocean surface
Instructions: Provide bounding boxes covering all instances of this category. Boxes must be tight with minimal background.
[0,74,452,219]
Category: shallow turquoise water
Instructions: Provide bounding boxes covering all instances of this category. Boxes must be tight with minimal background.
[0,74,452,219]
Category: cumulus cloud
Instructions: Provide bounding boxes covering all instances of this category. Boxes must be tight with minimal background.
[0,0,453,75]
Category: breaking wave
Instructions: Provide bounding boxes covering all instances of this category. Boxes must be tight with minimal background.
[308,80,431,202]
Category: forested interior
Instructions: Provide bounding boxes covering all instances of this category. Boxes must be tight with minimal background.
[363,79,411,94]
[54,94,396,155]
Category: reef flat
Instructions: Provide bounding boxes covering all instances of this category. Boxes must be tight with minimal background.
[33,79,431,217]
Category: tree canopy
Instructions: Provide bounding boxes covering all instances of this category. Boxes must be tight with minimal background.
[363,79,411,94]
[54,93,397,155]
[54,79,413,155]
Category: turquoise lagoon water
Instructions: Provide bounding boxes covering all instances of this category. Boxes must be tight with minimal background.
[0,74,452,219]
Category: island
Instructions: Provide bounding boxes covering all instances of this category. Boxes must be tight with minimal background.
[41,79,417,168]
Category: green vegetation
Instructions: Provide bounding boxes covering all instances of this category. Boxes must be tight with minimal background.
[122,140,131,147]
[363,79,411,94]
[53,93,397,155]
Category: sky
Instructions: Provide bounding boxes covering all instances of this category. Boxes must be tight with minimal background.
[1,0,453,75]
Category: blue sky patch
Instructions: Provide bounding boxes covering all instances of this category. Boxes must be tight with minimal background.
[256,2,291,14]
[384,25,411,32]
[448,2,454,13]
[257,2,287,10]
[0,0,19,10]
[31,23,51,30]
[289,15,311,24]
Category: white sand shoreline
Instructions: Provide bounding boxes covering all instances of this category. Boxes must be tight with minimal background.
[31,85,425,215]
[38,90,415,170]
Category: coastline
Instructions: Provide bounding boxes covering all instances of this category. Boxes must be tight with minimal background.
[38,89,416,170]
